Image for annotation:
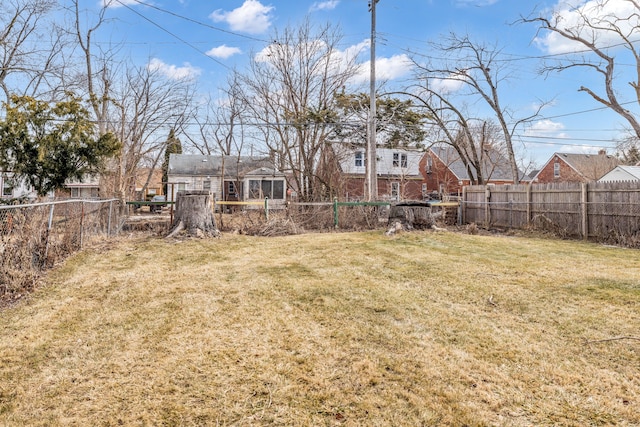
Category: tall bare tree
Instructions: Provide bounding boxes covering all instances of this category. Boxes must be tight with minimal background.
[410,34,546,183]
[0,0,62,102]
[235,20,362,201]
[70,0,194,200]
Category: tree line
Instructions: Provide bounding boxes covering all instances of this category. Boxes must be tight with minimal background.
[1,0,640,201]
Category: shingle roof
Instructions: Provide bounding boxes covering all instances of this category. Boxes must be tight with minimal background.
[168,154,278,177]
[430,145,522,181]
[554,152,619,180]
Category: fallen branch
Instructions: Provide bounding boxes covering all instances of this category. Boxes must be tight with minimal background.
[584,336,640,345]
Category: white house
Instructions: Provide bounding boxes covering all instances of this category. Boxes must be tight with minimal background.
[167,154,287,207]
[598,165,640,182]
[0,172,37,201]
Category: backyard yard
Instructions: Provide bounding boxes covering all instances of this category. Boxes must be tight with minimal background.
[0,230,638,426]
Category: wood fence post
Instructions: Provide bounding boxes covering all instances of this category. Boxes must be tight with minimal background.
[526,184,532,226]
[484,186,491,229]
[461,186,466,225]
[581,182,588,240]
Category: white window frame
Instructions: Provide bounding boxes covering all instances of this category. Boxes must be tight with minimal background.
[355,151,364,167]
[391,182,400,200]
[553,162,560,178]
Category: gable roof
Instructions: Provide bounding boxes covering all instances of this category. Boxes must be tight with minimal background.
[598,165,640,182]
[537,152,619,181]
[429,145,522,181]
[168,154,278,177]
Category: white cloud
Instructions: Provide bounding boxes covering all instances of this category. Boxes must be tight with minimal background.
[210,0,274,35]
[352,54,413,84]
[429,74,468,94]
[100,0,139,7]
[526,119,568,137]
[206,45,242,59]
[535,0,640,54]
[147,58,201,80]
[310,1,339,12]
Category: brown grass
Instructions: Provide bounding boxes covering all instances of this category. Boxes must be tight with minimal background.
[0,231,639,426]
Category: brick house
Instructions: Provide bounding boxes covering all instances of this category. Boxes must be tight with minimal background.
[532,151,619,183]
[420,145,521,196]
[330,145,425,201]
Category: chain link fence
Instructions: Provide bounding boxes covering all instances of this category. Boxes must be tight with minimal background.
[0,199,123,302]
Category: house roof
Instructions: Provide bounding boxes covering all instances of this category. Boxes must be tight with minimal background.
[430,145,523,182]
[598,165,640,182]
[168,154,279,177]
[538,152,619,181]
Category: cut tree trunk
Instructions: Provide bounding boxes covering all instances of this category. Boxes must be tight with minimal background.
[387,201,435,233]
[167,191,220,238]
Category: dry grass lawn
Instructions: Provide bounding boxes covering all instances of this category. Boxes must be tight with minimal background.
[0,230,639,426]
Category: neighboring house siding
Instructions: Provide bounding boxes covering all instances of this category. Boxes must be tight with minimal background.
[535,157,585,183]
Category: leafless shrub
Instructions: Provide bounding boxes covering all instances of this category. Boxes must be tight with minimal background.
[466,222,479,235]
[0,200,122,305]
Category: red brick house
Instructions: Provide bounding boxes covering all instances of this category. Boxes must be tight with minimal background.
[330,145,425,201]
[532,151,619,183]
[420,146,521,196]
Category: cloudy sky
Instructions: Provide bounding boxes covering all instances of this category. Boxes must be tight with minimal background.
[94,0,640,165]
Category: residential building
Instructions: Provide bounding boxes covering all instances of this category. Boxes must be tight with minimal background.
[420,145,521,196]
[167,154,287,206]
[331,145,425,201]
[533,151,619,183]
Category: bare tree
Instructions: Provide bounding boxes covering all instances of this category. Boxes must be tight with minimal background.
[108,64,195,200]
[70,0,195,201]
[522,1,640,140]
[0,0,62,102]
[410,33,546,184]
[236,20,362,201]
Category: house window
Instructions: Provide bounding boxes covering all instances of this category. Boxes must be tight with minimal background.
[177,183,186,192]
[426,157,433,174]
[70,188,80,198]
[393,153,407,168]
[554,162,560,178]
[391,182,400,200]
[355,151,364,167]
[422,183,427,196]
[228,181,236,196]
[249,179,285,199]
[90,188,99,198]
[203,179,211,192]
[2,179,12,197]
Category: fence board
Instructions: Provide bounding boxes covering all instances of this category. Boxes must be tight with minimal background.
[461,182,640,245]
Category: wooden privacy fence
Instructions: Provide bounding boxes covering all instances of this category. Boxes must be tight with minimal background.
[461,182,640,242]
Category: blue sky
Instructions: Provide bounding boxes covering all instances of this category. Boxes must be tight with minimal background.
[90,0,639,166]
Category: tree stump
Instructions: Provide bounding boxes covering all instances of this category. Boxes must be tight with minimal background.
[387,201,435,232]
[167,191,220,238]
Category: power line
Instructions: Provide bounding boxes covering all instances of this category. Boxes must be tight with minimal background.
[114,0,231,70]
[125,0,270,44]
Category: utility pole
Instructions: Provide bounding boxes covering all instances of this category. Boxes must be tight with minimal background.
[366,0,379,201]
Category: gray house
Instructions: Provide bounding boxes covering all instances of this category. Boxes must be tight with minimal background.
[167,154,287,206]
